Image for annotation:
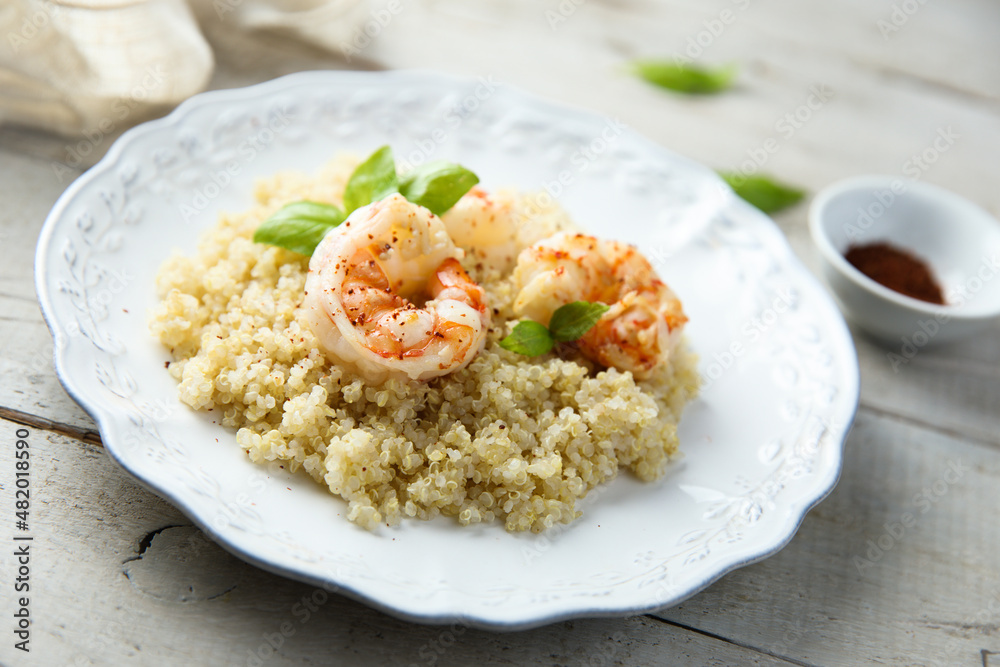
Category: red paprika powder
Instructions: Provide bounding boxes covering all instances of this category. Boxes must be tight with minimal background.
[844,242,945,305]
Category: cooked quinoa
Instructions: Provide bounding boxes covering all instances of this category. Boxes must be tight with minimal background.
[150,155,700,532]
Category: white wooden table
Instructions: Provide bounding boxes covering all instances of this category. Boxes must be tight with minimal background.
[2,1,999,665]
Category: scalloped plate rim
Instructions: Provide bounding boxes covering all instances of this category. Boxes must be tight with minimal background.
[34,69,860,630]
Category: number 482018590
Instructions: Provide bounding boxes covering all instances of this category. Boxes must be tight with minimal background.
[15,428,29,529]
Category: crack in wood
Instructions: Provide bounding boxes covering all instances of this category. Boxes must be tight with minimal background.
[645,615,819,667]
[0,405,102,446]
[122,524,188,565]
[120,524,241,603]
[859,402,1000,450]
[205,584,238,601]
[921,619,1000,633]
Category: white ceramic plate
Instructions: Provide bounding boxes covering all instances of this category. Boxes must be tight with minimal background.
[36,70,859,630]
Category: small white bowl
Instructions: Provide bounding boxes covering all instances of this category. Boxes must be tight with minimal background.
[809,175,1000,345]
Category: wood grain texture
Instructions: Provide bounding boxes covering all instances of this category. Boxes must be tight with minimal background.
[0,151,94,437]
[1,0,998,664]
[1,413,996,665]
[0,420,800,667]
[655,409,1000,666]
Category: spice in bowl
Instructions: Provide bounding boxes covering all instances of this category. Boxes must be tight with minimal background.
[844,242,945,305]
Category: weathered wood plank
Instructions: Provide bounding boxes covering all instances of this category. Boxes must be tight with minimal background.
[2,406,995,665]
[368,0,1000,208]
[0,419,795,666]
[653,409,1000,666]
[0,150,94,435]
[3,0,1000,663]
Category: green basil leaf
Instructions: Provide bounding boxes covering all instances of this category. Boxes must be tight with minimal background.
[342,145,399,214]
[398,161,480,216]
[631,60,737,94]
[548,301,610,342]
[499,321,555,357]
[253,201,346,255]
[718,172,805,213]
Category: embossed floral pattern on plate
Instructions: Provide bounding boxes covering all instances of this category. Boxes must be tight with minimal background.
[35,70,859,629]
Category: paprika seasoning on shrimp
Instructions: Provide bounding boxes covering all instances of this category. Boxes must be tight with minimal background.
[844,242,945,305]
